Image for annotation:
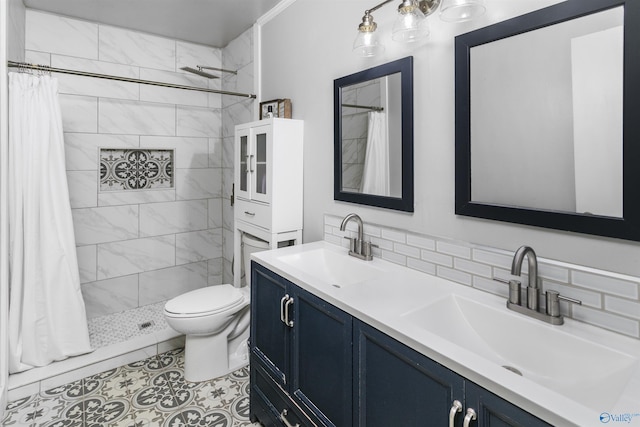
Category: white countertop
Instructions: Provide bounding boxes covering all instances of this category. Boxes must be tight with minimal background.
[253,241,640,427]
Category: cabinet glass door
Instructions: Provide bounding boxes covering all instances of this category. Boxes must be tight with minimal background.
[235,130,251,200]
[252,127,270,203]
[240,135,248,193]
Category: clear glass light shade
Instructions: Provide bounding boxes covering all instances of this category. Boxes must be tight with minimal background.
[440,0,486,22]
[392,6,428,43]
[353,30,385,57]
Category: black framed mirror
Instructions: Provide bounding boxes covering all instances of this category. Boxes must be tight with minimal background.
[334,56,414,212]
[455,0,640,241]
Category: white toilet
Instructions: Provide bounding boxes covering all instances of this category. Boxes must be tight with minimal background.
[163,233,269,382]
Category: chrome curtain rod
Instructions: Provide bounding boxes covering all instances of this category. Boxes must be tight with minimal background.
[7,61,256,99]
[342,103,384,112]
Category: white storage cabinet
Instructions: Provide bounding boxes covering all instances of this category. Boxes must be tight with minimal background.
[233,118,304,286]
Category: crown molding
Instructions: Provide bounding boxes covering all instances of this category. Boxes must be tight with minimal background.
[257,0,298,26]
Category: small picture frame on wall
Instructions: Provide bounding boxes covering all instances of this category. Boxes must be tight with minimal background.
[259,99,292,119]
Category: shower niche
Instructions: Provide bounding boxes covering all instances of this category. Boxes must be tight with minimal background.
[99,148,174,192]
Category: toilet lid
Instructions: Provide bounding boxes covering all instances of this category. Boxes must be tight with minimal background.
[165,285,245,316]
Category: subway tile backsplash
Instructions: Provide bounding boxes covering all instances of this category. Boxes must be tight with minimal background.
[325,214,640,339]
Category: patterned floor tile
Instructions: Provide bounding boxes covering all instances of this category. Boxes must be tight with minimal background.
[2,394,39,426]
[167,406,234,427]
[4,349,257,427]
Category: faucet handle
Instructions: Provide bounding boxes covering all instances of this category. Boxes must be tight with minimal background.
[361,241,378,260]
[343,236,357,253]
[545,290,582,317]
[493,277,521,305]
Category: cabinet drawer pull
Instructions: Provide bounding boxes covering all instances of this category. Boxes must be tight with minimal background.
[244,211,255,216]
[284,297,294,328]
[280,295,289,325]
[280,409,300,427]
[249,154,255,173]
[463,408,477,427]
[449,400,462,427]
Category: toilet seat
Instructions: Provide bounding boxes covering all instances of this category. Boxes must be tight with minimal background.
[164,285,246,318]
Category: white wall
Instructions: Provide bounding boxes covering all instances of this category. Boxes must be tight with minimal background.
[260,0,640,278]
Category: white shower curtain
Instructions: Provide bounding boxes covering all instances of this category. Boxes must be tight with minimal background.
[8,72,92,373]
[360,111,390,196]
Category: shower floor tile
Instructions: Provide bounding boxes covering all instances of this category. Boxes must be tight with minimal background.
[2,348,261,427]
[87,301,169,349]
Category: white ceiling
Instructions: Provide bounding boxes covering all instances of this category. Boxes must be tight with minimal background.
[23,0,283,47]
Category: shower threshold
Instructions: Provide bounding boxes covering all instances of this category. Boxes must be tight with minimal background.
[7,301,183,402]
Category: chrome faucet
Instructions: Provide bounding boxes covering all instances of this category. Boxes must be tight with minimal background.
[493,245,582,325]
[339,213,377,261]
[511,246,540,310]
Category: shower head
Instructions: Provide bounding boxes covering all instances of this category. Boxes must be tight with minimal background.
[180,66,219,79]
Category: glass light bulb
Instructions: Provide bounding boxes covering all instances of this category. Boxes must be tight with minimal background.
[440,0,486,22]
[392,7,429,43]
[353,30,384,57]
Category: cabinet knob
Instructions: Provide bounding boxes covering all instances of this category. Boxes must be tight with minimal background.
[449,400,463,427]
[280,409,300,427]
[463,408,477,427]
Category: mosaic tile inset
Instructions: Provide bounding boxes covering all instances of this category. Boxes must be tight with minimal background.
[100,149,174,192]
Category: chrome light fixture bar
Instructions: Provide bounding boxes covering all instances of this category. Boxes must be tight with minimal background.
[353,0,485,57]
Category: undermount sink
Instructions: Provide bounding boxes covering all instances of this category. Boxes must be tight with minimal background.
[403,294,639,408]
[276,248,387,287]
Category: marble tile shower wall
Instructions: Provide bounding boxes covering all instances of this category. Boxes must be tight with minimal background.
[24,9,227,319]
[324,214,640,340]
[221,28,256,284]
[7,0,26,62]
[341,80,381,193]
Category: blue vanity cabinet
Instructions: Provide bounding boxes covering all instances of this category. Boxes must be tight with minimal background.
[290,285,353,427]
[353,320,465,427]
[250,262,353,427]
[466,382,553,427]
[252,263,553,427]
[353,320,553,427]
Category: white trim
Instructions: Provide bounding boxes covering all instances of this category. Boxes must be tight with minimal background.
[257,0,298,26]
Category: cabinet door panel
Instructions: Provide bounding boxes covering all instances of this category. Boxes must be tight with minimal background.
[251,263,289,386]
[466,382,553,427]
[252,126,271,203]
[354,321,464,427]
[291,287,353,427]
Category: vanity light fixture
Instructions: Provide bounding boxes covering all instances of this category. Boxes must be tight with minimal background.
[353,0,486,57]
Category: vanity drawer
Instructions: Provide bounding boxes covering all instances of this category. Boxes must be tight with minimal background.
[252,357,312,427]
[235,199,271,230]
